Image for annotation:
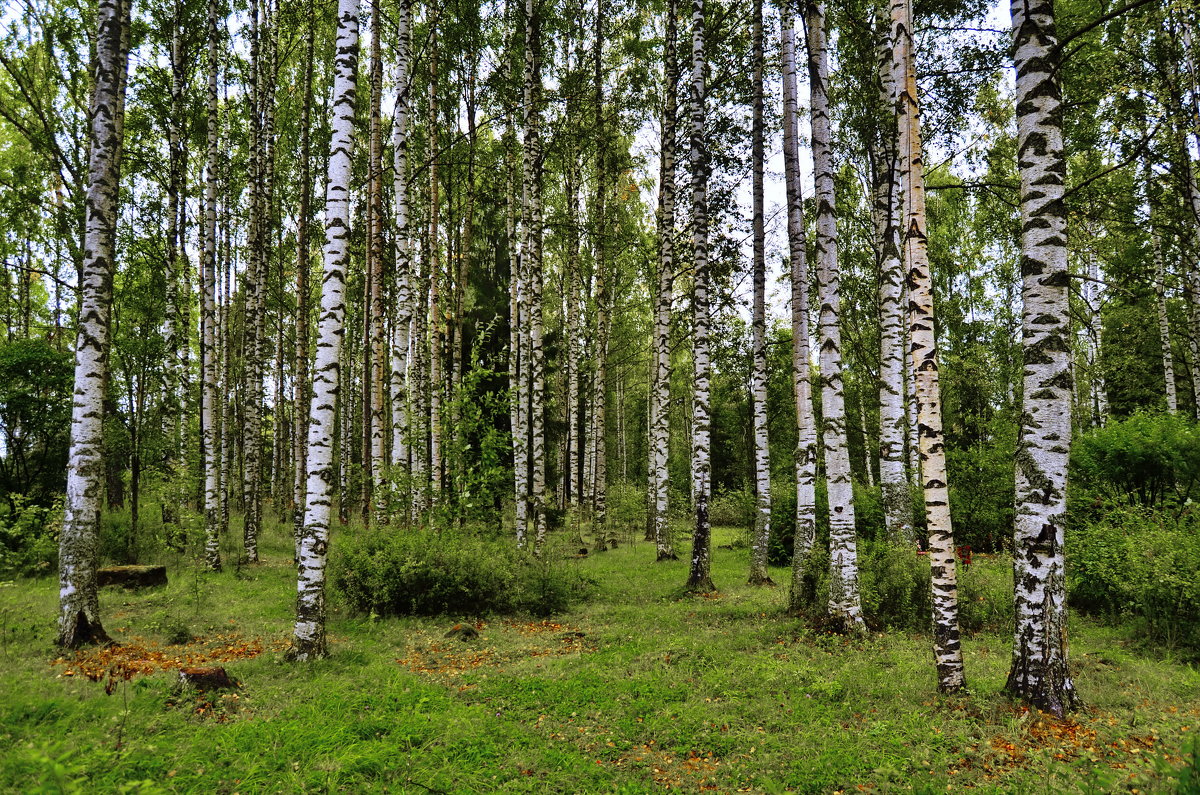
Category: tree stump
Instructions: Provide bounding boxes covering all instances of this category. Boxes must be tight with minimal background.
[445,624,478,641]
[96,565,167,589]
[178,667,237,690]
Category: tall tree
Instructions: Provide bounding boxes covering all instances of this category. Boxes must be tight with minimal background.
[650,0,679,563]
[1005,0,1079,717]
[893,0,965,691]
[293,0,316,548]
[290,0,360,662]
[57,0,131,648]
[747,0,772,587]
[782,5,818,614]
[685,0,714,593]
[390,0,414,496]
[202,0,222,573]
[805,0,862,630]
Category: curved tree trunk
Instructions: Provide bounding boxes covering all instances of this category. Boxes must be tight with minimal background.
[894,0,965,691]
[685,0,714,593]
[290,0,359,662]
[1005,0,1079,717]
[805,0,862,630]
[747,0,772,587]
[58,0,131,649]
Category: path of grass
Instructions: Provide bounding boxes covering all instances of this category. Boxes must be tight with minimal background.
[1,520,1197,793]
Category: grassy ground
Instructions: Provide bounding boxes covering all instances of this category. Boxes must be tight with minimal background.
[1,518,1198,794]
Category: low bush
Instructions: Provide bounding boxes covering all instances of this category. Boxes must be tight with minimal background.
[1067,503,1200,656]
[1072,412,1200,509]
[0,495,62,577]
[330,528,592,618]
[709,486,755,528]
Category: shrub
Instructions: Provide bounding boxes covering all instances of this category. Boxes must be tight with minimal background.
[1072,412,1200,509]
[330,528,592,618]
[0,495,62,577]
[709,486,755,528]
[1067,503,1200,655]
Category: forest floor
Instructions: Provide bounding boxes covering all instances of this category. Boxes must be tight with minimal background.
[1,518,1198,794]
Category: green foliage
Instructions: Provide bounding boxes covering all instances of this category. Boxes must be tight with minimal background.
[1067,503,1200,656]
[0,493,62,577]
[330,528,592,619]
[0,339,72,505]
[708,486,754,529]
[1072,413,1200,509]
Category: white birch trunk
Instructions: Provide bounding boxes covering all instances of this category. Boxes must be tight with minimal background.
[685,0,714,592]
[805,0,862,629]
[1147,182,1178,413]
[781,9,819,613]
[57,0,130,648]
[390,0,413,484]
[748,0,772,586]
[202,0,222,572]
[290,0,359,661]
[1006,0,1079,716]
[894,0,965,690]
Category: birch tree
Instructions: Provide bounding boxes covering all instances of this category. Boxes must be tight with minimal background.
[1005,0,1079,716]
[290,0,359,662]
[57,0,131,648]
[747,0,772,586]
[805,0,862,629]
[293,0,315,546]
[894,0,964,691]
[685,0,714,593]
[390,0,414,492]
[202,0,222,572]
[782,6,818,614]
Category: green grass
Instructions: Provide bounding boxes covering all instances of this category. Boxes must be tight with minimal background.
[1,518,1198,793]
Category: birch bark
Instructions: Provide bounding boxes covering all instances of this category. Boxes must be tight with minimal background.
[290,0,359,661]
[1006,0,1079,716]
[202,0,222,572]
[58,0,130,648]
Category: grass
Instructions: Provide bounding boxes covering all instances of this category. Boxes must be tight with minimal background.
[1,516,1198,793]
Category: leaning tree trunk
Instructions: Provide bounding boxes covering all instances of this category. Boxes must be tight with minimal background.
[289,0,359,662]
[781,8,818,614]
[651,0,679,562]
[805,0,862,630]
[58,0,130,649]
[201,0,222,573]
[747,0,772,586]
[894,0,965,691]
[1005,0,1079,717]
[874,5,913,546]
[685,0,715,593]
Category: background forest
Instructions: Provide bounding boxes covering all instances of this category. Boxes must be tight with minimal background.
[2,0,1200,788]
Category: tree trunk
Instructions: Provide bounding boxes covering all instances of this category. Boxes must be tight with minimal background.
[685,0,714,593]
[651,0,678,563]
[591,1,611,551]
[874,6,913,546]
[390,0,414,500]
[747,0,772,586]
[290,0,359,662]
[293,0,315,550]
[1005,0,1079,717]
[368,0,386,519]
[202,0,222,572]
[58,0,130,649]
[805,0,862,630]
[781,8,818,614]
[1146,173,1178,413]
[894,0,965,691]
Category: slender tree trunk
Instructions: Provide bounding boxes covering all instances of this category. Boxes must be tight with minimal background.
[290,0,359,662]
[1083,253,1108,425]
[894,0,964,690]
[874,6,913,545]
[685,0,714,593]
[1005,0,1079,717]
[1146,173,1178,413]
[652,0,679,562]
[57,0,130,648]
[805,0,862,630]
[368,0,386,518]
[507,125,529,545]
[782,8,818,614]
[427,28,443,507]
[747,0,772,586]
[592,1,611,551]
[202,0,222,572]
[293,0,315,550]
[390,0,414,502]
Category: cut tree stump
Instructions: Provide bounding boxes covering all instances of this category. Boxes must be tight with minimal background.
[445,624,478,641]
[178,667,237,690]
[96,565,167,589]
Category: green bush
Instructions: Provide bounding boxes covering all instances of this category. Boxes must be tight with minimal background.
[709,486,755,528]
[1072,412,1200,509]
[1067,503,1200,655]
[0,495,62,577]
[330,528,592,618]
